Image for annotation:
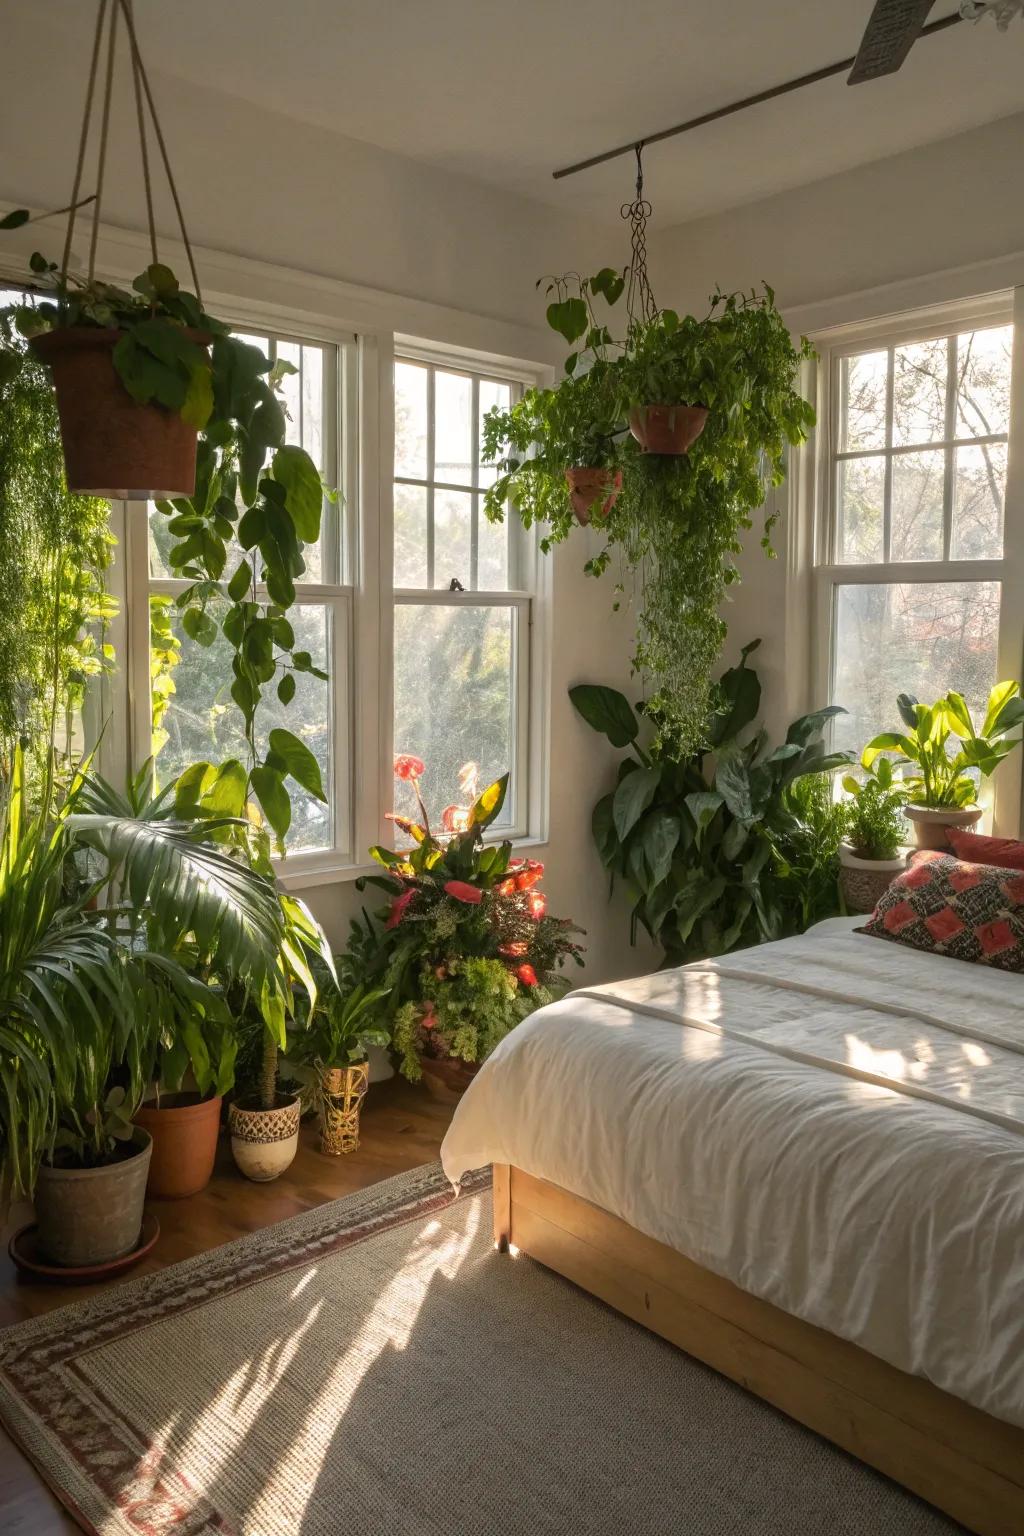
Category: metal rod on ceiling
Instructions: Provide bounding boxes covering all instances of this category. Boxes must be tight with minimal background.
[551,10,965,181]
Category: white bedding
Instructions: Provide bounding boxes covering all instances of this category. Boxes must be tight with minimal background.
[441,920,1024,1427]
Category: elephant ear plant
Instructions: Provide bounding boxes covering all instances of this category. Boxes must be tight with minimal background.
[570,641,852,963]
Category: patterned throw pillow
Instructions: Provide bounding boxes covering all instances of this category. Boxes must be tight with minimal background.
[947,827,1024,870]
[857,852,1024,973]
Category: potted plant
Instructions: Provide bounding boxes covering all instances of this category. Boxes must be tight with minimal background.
[0,747,287,1268]
[838,759,908,913]
[570,641,853,962]
[344,757,584,1098]
[283,960,390,1156]
[862,683,1024,849]
[614,309,708,455]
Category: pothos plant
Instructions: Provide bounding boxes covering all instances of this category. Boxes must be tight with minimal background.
[482,272,815,754]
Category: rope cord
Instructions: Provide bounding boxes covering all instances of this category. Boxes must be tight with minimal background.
[621,142,658,331]
[60,0,110,283]
[88,0,120,283]
[124,0,157,267]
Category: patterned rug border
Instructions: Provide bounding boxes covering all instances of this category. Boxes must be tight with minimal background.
[0,1161,489,1536]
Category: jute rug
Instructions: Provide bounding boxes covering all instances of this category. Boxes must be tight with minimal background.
[0,1163,963,1536]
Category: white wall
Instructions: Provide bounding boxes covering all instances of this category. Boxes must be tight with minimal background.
[649,113,1024,742]
[0,38,657,984]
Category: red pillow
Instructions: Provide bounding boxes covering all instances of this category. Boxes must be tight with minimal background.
[857,852,1024,973]
[947,827,1024,870]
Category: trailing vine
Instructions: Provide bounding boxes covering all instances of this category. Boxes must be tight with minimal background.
[0,306,115,761]
[482,281,815,753]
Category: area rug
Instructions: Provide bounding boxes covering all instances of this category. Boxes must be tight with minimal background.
[0,1163,963,1536]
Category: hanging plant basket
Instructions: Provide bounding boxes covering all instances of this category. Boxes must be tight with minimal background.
[564,467,623,526]
[628,403,708,456]
[30,326,209,498]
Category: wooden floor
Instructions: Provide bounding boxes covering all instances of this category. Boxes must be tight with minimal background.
[0,1076,454,1536]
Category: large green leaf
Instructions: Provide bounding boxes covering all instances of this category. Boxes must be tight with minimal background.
[250,765,292,840]
[469,773,509,830]
[613,766,661,840]
[636,807,681,888]
[569,684,639,747]
[267,727,326,802]
[272,445,323,543]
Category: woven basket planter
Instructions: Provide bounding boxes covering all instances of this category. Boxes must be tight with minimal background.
[319,1062,370,1156]
[838,845,908,916]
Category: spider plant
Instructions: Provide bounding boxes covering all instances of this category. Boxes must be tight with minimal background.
[0,744,287,1204]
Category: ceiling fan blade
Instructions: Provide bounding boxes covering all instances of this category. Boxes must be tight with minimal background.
[848,0,938,82]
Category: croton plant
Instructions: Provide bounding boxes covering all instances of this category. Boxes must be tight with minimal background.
[347,756,585,1080]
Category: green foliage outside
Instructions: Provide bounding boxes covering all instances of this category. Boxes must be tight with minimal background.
[571,641,852,965]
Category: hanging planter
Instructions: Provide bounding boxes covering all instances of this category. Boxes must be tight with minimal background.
[564,466,623,525]
[30,325,210,498]
[3,0,223,500]
[627,403,708,456]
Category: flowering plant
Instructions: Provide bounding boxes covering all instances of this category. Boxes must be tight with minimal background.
[346,757,585,1080]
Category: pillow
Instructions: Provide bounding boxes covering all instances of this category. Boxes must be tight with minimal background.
[947,826,1024,870]
[857,852,1024,973]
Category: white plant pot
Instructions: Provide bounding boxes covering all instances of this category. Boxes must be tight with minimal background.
[903,804,983,851]
[228,1094,300,1183]
[838,844,908,915]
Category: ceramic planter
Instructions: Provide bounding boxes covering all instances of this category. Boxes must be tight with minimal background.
[838,844,907,915]
[134,1092,223,1199]
[228,1093,301,1182]
[418,1054,480,1103]
[564,467,623,526]
[33,1128,153,1268]
[30,326,209,498]
[904,804,983,851]
[628,404,708,455]
[318,1062,370,1156]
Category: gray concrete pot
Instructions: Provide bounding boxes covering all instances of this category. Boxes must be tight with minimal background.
[839,844,908,915]
[34,1127,152,1267]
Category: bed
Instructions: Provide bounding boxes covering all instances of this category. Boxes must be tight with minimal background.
[440,917,1024,1536]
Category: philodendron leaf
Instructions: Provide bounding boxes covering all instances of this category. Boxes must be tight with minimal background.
[684,790,724,838]
[267,727,326,802]
[613,766,661,840]
[0,208,30,229]
[637,807,681,887]
[546,298,588,345]
[569,684,639,748]
[470,773,509,830]
[251,764,292,840]
[181,606,218,646]
[272,444,324,543]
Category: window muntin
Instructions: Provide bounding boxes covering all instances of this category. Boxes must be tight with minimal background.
[392,355,530,836]
[818,314,1015,805]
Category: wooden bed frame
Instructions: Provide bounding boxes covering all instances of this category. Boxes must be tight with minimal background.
[492,1163,1024,1536]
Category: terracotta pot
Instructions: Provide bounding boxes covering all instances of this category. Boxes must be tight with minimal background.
[319,1062,370,1156]
[904,804,983,851]
[627,403,708,455]
[418,1054,480,1104]
[33,1128,152,1268]
[564,467,623,526]
[30,326,210,498]
[134,1092,223,1199]
[838,844,908,915]
[228,1093,301,1182]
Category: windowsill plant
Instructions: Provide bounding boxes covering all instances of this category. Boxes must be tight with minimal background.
[862,683,1024,849]
[838,759,908,913]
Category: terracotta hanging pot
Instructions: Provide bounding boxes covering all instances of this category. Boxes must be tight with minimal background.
[564,467,623,526]
[134,1091,223,1199]
[628,403,709,456]
[30,326,210,498]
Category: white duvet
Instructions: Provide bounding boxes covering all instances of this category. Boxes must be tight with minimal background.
[441,919,1024,1428]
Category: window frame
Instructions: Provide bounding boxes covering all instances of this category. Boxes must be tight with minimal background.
[810,289,1024,836]
[390,342,547,846]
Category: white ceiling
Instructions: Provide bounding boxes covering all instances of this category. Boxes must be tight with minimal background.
[59,1,1024,229]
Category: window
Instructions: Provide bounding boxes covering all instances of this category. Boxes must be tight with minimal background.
[814,300,1022,825]
[130,323,357,864]
[392,354,535,836]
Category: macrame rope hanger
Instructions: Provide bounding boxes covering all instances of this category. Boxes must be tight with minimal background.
[60,0,202,301]
[621,142,658,331]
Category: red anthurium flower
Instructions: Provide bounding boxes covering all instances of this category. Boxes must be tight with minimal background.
[515,859,545,891]
[385,888,416,929]
[444,880,484,904]
[394,754,425,782]
[527,891,547,920]
[441,803,471,834]
[385,811,426,840]
[420,1003,437,1030]
[499,941,528,958]
[516,963,538,987]
[496,877,517,897]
